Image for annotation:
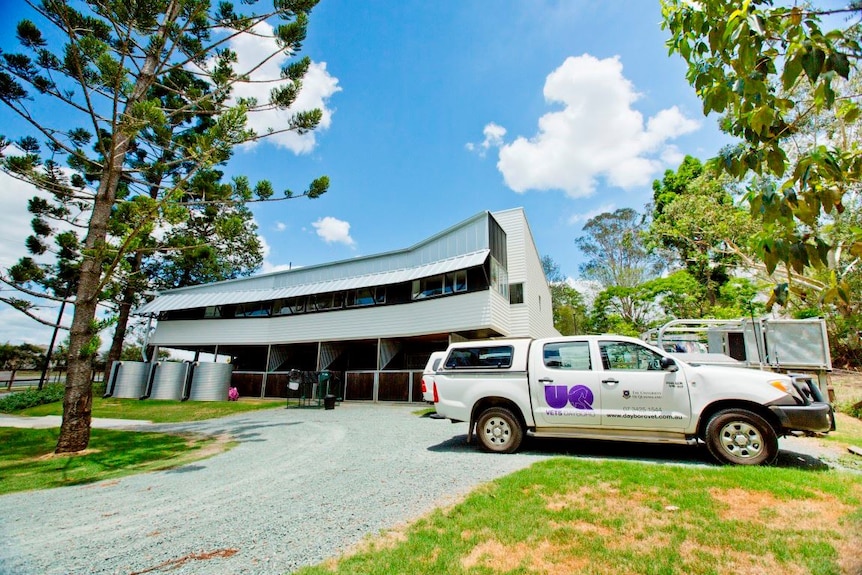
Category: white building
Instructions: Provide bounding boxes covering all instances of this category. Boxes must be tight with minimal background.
[135,208,557,401]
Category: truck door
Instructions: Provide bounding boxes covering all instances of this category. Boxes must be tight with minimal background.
[596,339,691,430]
[531,340,602,427]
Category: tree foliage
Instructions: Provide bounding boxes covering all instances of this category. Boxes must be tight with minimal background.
[650,155,758,303]
[0,0,329,452]
[541,255,589,335]
[575,208,661,288]
[662,0,862,289]
[0,342,46,390]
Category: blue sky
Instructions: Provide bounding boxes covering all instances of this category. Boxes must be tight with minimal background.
[0,1,731,347]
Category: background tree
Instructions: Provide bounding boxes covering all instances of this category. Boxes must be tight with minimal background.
[541,255,588,335]
[662,0,862,296]
[650,156,758,305]
[0,0,329,453]
[0,342,46,390]
[575,208,661,334]
[575,208,661,288]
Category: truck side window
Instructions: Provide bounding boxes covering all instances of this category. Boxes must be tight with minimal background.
[599,341,663,371]
[543,342,591,370]
[445,346,513,368]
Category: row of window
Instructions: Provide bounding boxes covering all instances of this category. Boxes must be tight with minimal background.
[161,266,526,321]
[412,271,467,299]
[208,287,390,319]
[442,340,665,372]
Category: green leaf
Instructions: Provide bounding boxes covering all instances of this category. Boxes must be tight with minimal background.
[781,53,803,90]
[801,47,825,82]
[751,106,773,135]
[827,52,850,79]
[766,147,785,176]
[839,101,860,123]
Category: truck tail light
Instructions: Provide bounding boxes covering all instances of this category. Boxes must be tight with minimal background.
[433,381,439,403]
[421,377,428,394]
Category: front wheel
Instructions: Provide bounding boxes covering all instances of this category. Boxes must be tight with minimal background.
[476,407,523,453]
[705,409,778,465]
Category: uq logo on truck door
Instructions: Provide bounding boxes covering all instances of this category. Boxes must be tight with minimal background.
[544,385,594,410]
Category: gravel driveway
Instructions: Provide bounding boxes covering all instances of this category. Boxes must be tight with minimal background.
[0,403,843,575]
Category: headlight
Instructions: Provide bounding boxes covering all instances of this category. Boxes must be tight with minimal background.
[768,379,793,393]
[769,378,804,403]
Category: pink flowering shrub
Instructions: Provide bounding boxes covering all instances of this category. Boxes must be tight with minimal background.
[228,386,239,401]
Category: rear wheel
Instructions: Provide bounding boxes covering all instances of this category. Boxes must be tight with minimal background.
[705,409,778,465]
[476,407,523,453]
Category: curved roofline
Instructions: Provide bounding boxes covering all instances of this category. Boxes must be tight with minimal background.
[158,209,498,295]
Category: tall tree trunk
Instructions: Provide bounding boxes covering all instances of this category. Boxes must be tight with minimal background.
[104,252,143,381]
[55,2,179,453]
[56,168,124,453]
[6,367,16,391]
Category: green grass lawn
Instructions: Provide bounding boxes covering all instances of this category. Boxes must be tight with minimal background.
[297,459,862,575]
[0,427,232,495]
[17,396,285,422]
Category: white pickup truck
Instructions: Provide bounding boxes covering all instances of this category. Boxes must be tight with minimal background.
[431,335,835,465]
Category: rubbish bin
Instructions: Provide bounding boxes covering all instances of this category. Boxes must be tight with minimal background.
[324,394,336,410]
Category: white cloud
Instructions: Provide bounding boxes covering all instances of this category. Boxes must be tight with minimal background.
[0,170,37,269]
[312,216,356,247]
[274,221,287,232]
[223,21,341,153]
[466,122,508,158]
[494,54,700,197]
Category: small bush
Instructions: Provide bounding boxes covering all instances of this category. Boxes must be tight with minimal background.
[838,400,862,420]
[92,381,106,396]
[0,384,65,413]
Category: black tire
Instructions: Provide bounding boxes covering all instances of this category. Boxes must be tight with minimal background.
[476,407,523,453]
[704,409,778,465]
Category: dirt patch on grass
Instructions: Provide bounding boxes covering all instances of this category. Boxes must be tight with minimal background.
[678,541,810,575]
[461,539,591,574]
[711,486,862,575]
[465,481,862,575]
[36,448,101,459]
[710,487,851,529]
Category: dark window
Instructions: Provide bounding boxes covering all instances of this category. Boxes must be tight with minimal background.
[509,282,524,304]
[348,287,385,307]
[488,214,508,268]
[445,345,513,369]
[235,301,271,317]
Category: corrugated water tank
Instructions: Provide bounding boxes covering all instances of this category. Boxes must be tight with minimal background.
[148,361,188,400]
[187,362,233,401]
[109,361,149,399]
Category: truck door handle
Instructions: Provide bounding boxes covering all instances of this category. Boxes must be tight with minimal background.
[602,378,619,385]
[538,377,554,383]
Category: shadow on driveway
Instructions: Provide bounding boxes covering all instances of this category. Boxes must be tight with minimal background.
[428,434,834,470]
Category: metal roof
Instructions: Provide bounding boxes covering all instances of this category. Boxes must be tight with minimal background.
[135,249,490,315]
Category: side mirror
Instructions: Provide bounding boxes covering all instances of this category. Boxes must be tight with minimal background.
[660,356,678,372]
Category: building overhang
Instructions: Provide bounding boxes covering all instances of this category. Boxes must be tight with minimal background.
[136,249,490,316]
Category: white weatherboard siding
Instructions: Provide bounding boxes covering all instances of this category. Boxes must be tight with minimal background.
[149,291,501,347]
[492,208,558,338]
[488,289,513,337]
